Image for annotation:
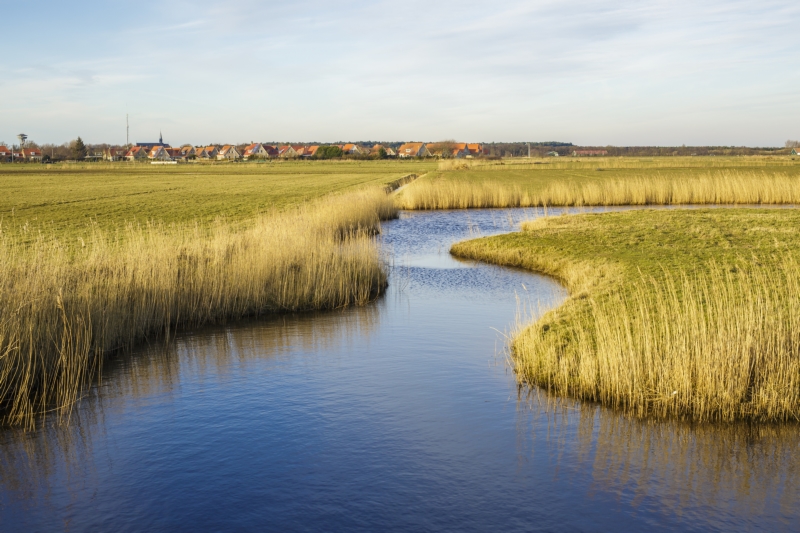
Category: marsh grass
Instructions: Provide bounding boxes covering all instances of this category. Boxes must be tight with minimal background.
[397,170,800,209]
[439,156,799,171]
[0,189,395,428]
[452,209,800,422]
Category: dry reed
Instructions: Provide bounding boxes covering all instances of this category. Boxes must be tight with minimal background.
[397,171,800,209]
[438,157,799,171]
[0,189,395,428]
[512,257,800,422]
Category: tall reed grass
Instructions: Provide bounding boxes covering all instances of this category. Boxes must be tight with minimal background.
[452,212,800,422]
[0,189,395,428]
[438,157,799,171]
[512,257,800,422]
[397,171,800,209]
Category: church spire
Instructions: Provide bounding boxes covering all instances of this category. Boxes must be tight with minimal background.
[159,131,163,144]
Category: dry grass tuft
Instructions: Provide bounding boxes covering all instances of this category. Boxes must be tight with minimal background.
[0,189,395,428]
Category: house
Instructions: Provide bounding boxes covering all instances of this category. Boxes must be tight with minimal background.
[195,146,219,159]
[341,143,366,155]
[125,146,149,161]
[467,143,483,156]
[792,148,799,156]
[278,145,299,158]
[304,145,320,158]
[0,146,10,161]
[263,145,280,158]
[217,145,241,160]
[546,151,560,157]
[397,142,431,158]
[148,146,172,161]
[22,148,43,161]
[178,145,196,159]
[370,144,395,157]
[572,150,608,157]
[103,148,125,161]
[166,148,184,160]
[242,143,270,159]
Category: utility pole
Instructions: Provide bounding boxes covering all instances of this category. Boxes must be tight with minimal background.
[528,142,531,158]
[126,114,130,149]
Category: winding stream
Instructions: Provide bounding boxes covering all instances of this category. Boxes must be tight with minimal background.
[1,207,798,532]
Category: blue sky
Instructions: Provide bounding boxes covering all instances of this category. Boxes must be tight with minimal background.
[1,0,798,146]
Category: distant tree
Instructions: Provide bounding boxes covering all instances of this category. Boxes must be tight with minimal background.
[786,140,800,148]
[314,145,343,159]
[377,147,387,159]
[71,137,87,160]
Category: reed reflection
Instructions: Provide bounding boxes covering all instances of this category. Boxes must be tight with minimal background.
[519,387,800,521]
[0,303,382,502]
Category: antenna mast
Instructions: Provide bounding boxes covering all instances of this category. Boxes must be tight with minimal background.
[126,114,130,149]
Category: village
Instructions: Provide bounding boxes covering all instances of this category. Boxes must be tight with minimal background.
[0,137,488,163]
[115,140,488,162]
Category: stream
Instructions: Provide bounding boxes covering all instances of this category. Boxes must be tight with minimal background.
[1,207,798,532]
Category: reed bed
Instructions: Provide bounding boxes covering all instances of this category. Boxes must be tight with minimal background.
[452,209,800,422]
[396,171,800,209]
[438,157,799,171]
[0,189,395,428]
[513,258,800,422]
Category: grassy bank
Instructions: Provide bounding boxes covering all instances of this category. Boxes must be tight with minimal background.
[452,209,800,422]
[396,157,800,209]
[0,161,429,428]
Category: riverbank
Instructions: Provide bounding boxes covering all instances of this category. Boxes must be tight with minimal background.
[452,208,800,422]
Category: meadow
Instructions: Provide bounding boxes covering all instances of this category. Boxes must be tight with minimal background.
[0,160,434,428]
[452,208,800,422]
[396,157,800,209]
[1,160,435,242]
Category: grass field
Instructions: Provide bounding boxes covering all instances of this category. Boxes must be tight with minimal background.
[0,160,435,243]
[396,157,800,209]
[452,208,800,422]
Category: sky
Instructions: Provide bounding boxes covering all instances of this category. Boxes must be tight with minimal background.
[1,0,798,146]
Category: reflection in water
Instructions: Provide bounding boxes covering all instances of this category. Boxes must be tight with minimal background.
[0,305,381,505]
[1,207,798,532]
[520,390,799,526]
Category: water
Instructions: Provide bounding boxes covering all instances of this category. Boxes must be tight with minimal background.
[1,207,798,532]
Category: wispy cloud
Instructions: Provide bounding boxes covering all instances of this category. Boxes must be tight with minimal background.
[1,0,799,144]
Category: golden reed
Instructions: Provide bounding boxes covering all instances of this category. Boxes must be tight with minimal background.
[397,171,800,209]
[0,189,395,428]
[453,226,800,422]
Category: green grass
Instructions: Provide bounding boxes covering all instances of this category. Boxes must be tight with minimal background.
[466,208,800,277]
[452,208,800,421]
[0,160,435,242]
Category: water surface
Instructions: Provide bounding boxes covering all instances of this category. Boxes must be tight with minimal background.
[1,207,798,532]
